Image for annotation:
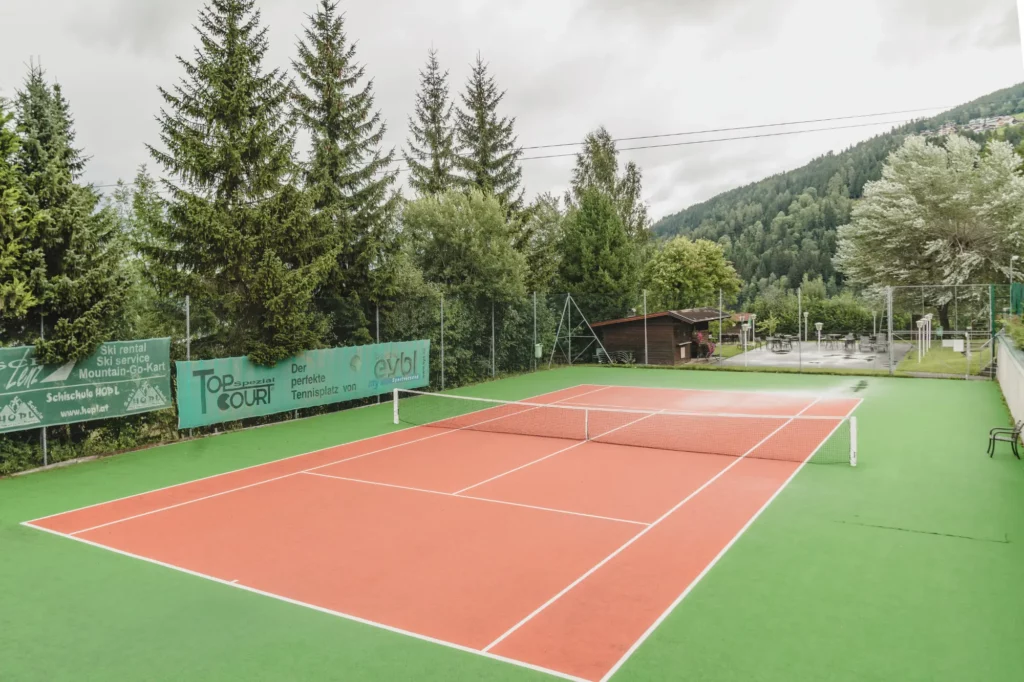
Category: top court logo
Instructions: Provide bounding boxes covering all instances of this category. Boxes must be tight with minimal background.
[191,369,274,415]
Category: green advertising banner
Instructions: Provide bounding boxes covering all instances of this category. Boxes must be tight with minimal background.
[0,339,173,434]
[175,340,430,429]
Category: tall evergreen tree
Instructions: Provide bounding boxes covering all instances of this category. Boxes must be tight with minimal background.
[293,0,400,346]
[148,0,335,364]
[566,126,650,244]
[0,100,42,327]
[11,66,129,362]
[454,54,524,214]
[557,186,640,321]
[404,49,457,197]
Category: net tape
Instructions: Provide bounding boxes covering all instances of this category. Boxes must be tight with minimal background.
[395,390,855,465]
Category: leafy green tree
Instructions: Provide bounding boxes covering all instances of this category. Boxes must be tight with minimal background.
[0,100,42,329]
[566,126,650,244]
[293,0,400,347]
[148,0,335,364]
[836,135,1024,327]
[403,189,527,303]
[557,186,639,321]
[12,66,130,362]
[405,49,458,196]
[454,55,523,214]
[642,236,741,311]
[520,193,563,292]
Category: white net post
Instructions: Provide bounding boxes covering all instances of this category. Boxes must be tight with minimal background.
[850,416,858,467]
[584,408,590,441]
[393,389,400,425]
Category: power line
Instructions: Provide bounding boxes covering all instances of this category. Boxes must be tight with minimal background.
[519,106,949,151]
[516,118,916,162]
[90,105,941,187]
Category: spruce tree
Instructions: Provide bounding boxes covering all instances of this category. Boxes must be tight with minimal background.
[12,66,129,362]
[293,0,399,346]
[404,49,458,196]
[566,126,650,244]
[0,100,42,327]
[148,0,335,364]
[454,54,524,214]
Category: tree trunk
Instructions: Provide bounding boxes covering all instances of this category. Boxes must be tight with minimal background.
[938,302,951,330]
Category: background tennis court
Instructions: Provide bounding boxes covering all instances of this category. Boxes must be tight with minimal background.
[3,366,1023,681]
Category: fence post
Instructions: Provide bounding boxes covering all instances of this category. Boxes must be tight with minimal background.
[532,292,537,373]
[887,286,895,376]
[718,289,723,360]
[440,295,445,391]
[185,295,192,436]
[643,290,648,366]
[797,287,803,373]
[491,300,496,378]
[185,295,191,361]
[39,315,47,467]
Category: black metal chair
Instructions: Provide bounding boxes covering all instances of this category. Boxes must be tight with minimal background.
[988,421,1023,459]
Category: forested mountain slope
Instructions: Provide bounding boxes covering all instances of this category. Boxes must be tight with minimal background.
[652,82,1024,296]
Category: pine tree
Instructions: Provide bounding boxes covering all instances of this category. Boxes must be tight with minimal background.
[293,0,400,346]
[404,49,458,197]
[148,0,335,364]
[11,65,129,363]
[454,54,524,214]
[0,100,42,327]
[566,126,650,244]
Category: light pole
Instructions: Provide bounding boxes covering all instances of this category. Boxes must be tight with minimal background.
[815,322,823,351]
[742,322,750,367]
[750,314,757,346]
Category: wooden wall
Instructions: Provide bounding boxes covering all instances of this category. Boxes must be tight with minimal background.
[598,317,695,365]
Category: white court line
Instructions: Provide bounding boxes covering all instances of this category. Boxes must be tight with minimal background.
[597,397,863,682]
[482,395,825,653]
[452,407,667,497]
[579,383,834,399]
[27,384,602,526]
[19,521,589,682]
[302,472,649,527]
[62,386,613,537]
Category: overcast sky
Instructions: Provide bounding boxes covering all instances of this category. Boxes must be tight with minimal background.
[1,0,1022,220]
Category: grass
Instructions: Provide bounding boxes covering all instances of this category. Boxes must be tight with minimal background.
[2,367,1023,681]
[714,343,746,359]
[896,341,993,376]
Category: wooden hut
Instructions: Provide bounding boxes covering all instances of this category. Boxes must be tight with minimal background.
[590,308,726,365]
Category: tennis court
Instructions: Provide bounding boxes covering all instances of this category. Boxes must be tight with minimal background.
[5,367,1024,682]
[22,383,858,682]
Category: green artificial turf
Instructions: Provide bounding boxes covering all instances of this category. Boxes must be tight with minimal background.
[2,368,1022,681]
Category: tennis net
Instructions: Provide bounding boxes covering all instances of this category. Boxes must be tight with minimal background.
[394,389,857,465]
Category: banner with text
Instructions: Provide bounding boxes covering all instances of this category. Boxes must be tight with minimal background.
[0,339,173,434]
[175,340,430,429]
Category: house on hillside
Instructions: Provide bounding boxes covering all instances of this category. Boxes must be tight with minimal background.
[591,308,726,365]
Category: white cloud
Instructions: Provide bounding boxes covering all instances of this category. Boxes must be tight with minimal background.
[0,0,1020,222]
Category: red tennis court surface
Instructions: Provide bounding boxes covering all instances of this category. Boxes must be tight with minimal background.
[25,385,860,682]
